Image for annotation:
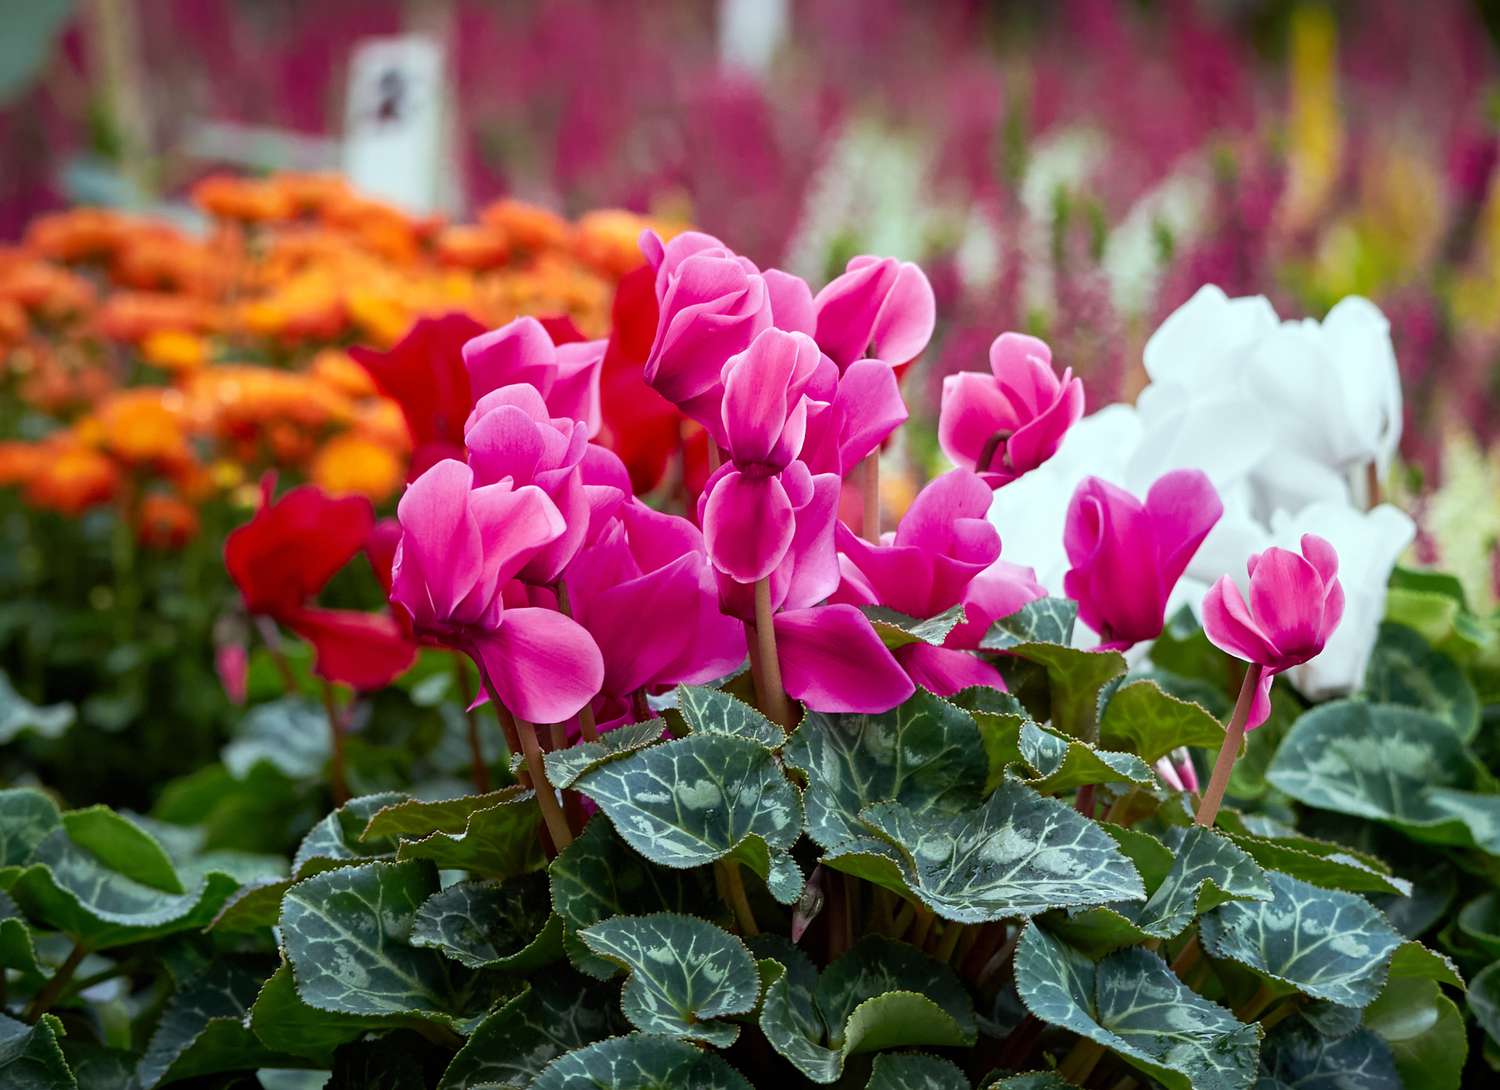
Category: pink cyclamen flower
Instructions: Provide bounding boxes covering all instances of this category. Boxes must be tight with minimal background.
[1063,470,1223,650]
[800,357,909,476]
[463,383,626,585]
[833,469,1045,694]
[939,332,1085,487]
[1155,748,1200,793]
[813,255,937,368]
[1202,534,1344,728]
[565,499,746,724]
[463,316,606,438]
[700,328,823,583]
[389,460,603,723]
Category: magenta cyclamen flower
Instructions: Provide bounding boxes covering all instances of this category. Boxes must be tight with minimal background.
[389,460,603,724]
[463,384,628,585]
[463,316,606,438]
[1202,535,1345,728]
[939,332,1085,487]
[813,255,937,368]
[800,358,910,476]
[1063,470,1223,650]
[700,328,823,583]
[833,469,1045,694]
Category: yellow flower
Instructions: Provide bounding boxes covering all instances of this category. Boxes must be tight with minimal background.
[141,330,210,373]
[311,433,404,502]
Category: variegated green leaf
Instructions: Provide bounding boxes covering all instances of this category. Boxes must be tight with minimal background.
[861,604,967,649]
[578,914,759,1046]
[983,1076,1078,1090]
[755,935,977,1084]
[438,975,628,1089]
[576,732,803,903]
[1015,721,1155,793]
[280,859,514,1031]
[246,963,390,1065]
[1221,831,1410,897]
[1266,702,1500,851]
[1363,969,1466,1090]
[865,1052,969,1089]
[1360,622,1478,741]
[1097,679,1226,763]
[59,806,182,893]
[1014,923,1260,1090]
[0,1012,74,1090]
[545,724,667,789]
[1199,871,1404,1007]
[1256,1024,1401,1090]
[549,817,720,980]
[530,1035,754,1090]
[982,598,1078,648]
[292,792,404,877]
[856,781,1145,923]
[949,687,1031,792]
[375,790,546,877]
[0,787,62,872]
[222,697,328,780]
[676,685,782,749]
[785,690,988,854]
[410,874,562,971]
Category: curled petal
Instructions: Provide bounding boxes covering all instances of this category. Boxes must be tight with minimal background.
[938,371,1013,472]
[834,358,908,468]
[471,606,604,724]
[896,643,1006,697]
[1201,575,1280,666]
[463,316,556,400]
[774,604,914,713]
[702,469,795,583]
[1246,547,1327,662]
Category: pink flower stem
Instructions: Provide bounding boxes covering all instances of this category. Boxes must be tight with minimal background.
[1195,663,1265,827]
[861,453,881,543]
[319,680,349,806]
[750,577,792,729]
[551,581,598,743]
[450,654,491,794]
[476,668,574,851]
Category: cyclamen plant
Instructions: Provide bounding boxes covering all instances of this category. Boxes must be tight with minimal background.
[3,234,1495,1090]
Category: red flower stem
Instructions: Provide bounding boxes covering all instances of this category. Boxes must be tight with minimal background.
[750,577,792,729]
[254,615,299,693]
[1195,663,1265,827]
[319,680,349,806]
[450,654,490,794]
[551,581,598,743]
[861,453,881,543]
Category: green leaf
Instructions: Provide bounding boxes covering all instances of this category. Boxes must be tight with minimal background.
[1471,960,1500,1050]
[1385,941,1463,990]
[549,816,720,980]
[223,697,329,780]
[410,874,561,972]
[1014,923,1260,1090]
[60,806,183,894]
[1459,893,1500,960]
[247,963,391,1065]
[208,878,289,933]
[0,672,73,744]
[785,690,988,853]
[1015,720,1155,794]
[1257,1024,1401,1090]
[372,790,546,877]
[1097,679,1226,763]
[676,685,782,749]
[62,1045,134,1090]
[437,975,628,1089]
[545,724,666,789]
[0,893,42,979]
[1220,829,1410,897]
[980,599,1127,740]
[949,687,1032,793]
[0,1012,75,1090]
[530,1035,754,1090]
[280,859,512,1031]
[136,961,298,1088]
[861,604,967,649]
[292,792,405,877]
[983,598,1078,648]
[576,731,803,904]
[1198,870,1404,1007]
[0,788,62,871]
[982,1076,1078,1090]
[1360,623,1478,741]
[855,780,1145,923]
[1266,701,1500,850]
[1363,974,1467,1090]
[578,914,760,1047]
[865,1052,970,1089]
[755,935,977,1084]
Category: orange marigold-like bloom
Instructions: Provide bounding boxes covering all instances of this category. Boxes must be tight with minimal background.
[93,388,193,470]
[0,298,28,347]
[192,174,296,223]
[434,224,511,270]
[140,330,211,373]
[0,441,46,487]
[24,207,133,262]
[480,198,571,253]
[310,433,403,502]
[96,292,222,342]
[111,231,227,297]
[136,492,200,549]
[184,365,354,439]
[310,348,378,399]
[0,256,97,320]
[25,440,119,514]
[573,209,660,278]
[237,271,346,342]
[350,398,411,454]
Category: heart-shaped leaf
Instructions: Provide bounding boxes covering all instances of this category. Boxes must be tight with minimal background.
[1198,870,1404,1007]
[530,1035,754,1090]
[576,732,803,904]
[545,724,667,789]
[410,874,562,971]
[578,914,760,1046]
[1363,970,1466,1090]
[1097,679,1226,763]
[1219,830,1410,897]
[280,859,514,1031]
[293,792,404,877]
[855,781,1145,923]
[1360,623,1478,741]
[1469,959,1500,1049]
[1257,1023,1401,1090]
[222,697,329,780]
[1014,923,1260,1090]
[246,963,391,1065]
[0,788,62,872]
[755,934,977,1083]
[676,685,783,749]
[983,598,1078,648]
[60,807,183,894]
[377,790,547,876]
[136,961,299,1088]
[437,974,628,1089]
[1014,721,1155,794]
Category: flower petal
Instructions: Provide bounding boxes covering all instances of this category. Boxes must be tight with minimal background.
[702,470,795,583]
[472,606,604,724]
[774,604,914,713]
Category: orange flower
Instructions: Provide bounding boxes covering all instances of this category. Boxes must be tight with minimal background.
[237,270,346,342]
[192,174,296,223]
[25,440,119,514]
[0,298,28,348]
[24,208,132,262]
[0,441,46,487]
[0,256,97,320]
[93,388,192,470]
[311,433,403,502]
[480,198,571,253]
[140,330,211,373]
[434,224,511,269]
[96,292,222,342]
[136,492,200,549]
[111,231,227,297]
[310,348,378,398]
[573,209,659,278]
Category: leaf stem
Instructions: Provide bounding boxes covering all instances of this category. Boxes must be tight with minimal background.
[932,921,965,963]
[24,941,87,1022]
[1194,663,1264,827]
[717,860,759,936]
[475,666,571,850]
[1235,980,1279,1023]
[451,655,490,793]
[750,578,791,729]
[319,680,349,806]
[861,453,880,542]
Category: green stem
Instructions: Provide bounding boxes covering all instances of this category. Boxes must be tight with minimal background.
[1195,663,1264,827]
[24,942,87,1022]
[716,860,759,936]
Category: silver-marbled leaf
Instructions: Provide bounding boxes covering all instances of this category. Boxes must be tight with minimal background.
[861,603,968,650]
[410,874,562,971]
[545,724,667,789]
[1016,720,1156,794]
[1255,1024,1401,1090]
[529,1034,754,1090]
[1097,679,1227,763]
[676,685,782,749]
[1360,622,1478,741]
[865,1052,970,1089]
